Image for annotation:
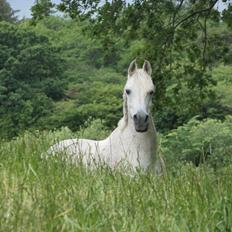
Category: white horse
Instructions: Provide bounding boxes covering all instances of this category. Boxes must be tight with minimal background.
[48,60,164,174]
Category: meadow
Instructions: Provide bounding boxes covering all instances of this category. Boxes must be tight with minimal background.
[0,128,231,232]
[1,1,232,231]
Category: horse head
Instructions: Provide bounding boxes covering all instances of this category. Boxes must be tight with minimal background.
[124,59,155,132]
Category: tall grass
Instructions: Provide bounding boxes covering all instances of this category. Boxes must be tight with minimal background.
[0,129,231,231]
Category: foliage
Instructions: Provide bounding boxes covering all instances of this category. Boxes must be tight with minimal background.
[31,0,55,24]
[77,119,110,140]
[222,4,232,29]
[22,17,125,132]
[56,0,232,131]
[26,15,230,134]
[0,0,18,22]
[162,116,232,168]
[207,22,232,65]
[0,1,232,139]
[67,79,123,129]
[0,22,66,138]
[40,68,124,131]
[198,64,232,120]
[0,129,232,231]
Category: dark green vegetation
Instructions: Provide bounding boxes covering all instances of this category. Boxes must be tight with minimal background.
[0,0,18,22]
[162,116,232,168]
[1,0,232,139]
[0,1,232,230]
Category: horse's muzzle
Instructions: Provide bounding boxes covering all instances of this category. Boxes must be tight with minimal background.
[133,111,149,132]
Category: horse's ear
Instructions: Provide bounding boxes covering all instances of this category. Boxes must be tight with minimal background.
[143,60,152,76]
[128,59,137,77]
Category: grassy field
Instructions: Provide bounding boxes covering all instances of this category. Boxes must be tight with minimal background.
[0,130,231,232]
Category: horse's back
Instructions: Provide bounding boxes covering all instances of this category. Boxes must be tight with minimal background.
[47,138,103,164]
[48,139,79,155]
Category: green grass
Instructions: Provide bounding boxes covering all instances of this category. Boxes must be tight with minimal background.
[0,130,231,231]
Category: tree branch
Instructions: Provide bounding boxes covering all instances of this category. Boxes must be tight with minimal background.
[174,0,219,29]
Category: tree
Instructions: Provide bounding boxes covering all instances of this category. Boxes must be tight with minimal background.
[56,0,229,131]
[31,0,55,23]
[0,0,18,22]
[222,3,232,29]
[0,22,66,138]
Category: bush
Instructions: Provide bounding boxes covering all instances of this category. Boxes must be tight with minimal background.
[162,116,232,168]
[77,118,110,140]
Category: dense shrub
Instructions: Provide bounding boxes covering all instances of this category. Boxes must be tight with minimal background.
[162,116,232,168]
[77,119,110,140]
[0,22,66,138]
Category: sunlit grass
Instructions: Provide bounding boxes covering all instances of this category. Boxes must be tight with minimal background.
[0,130,231,231]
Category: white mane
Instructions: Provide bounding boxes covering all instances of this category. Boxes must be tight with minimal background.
[48,60,164,174]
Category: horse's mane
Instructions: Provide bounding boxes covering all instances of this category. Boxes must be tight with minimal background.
[117,91,128,131]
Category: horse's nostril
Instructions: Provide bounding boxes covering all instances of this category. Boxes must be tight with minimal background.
[145,115,149,122]
[133,114,137,120]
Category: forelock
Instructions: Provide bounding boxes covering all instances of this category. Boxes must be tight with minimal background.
[126,69,153,90]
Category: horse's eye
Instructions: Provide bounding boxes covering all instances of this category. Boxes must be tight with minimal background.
[149,90,154,95]
[126,89,131,95]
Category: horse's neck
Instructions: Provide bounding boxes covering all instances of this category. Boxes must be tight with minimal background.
[106,116,157,167]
